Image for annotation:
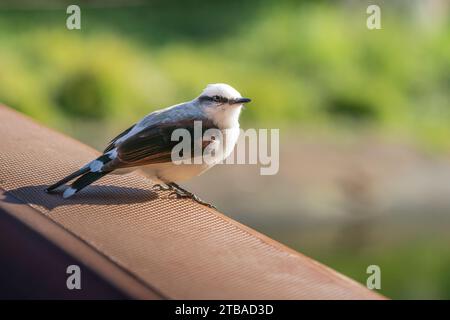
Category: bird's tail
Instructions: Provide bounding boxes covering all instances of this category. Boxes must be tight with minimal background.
[62,171,110,198]
[45,154,114,197]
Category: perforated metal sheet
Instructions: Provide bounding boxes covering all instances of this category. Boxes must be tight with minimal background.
[0,105,383,299]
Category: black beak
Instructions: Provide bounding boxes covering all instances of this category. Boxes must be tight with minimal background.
[232,97,252,104]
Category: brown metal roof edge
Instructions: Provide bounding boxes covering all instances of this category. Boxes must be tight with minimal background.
[0,105,99,155]
[205,207,386,299]
[0,188,164,299]
[0,105,386,299]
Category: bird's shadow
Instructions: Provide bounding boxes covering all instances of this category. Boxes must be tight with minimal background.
[4,184,159,211]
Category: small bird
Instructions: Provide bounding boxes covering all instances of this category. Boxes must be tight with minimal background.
[46,83,251,207]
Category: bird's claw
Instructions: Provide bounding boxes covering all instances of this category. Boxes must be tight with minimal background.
[168,191,180,199]
[152,184,170,191]
[168,187,216,209]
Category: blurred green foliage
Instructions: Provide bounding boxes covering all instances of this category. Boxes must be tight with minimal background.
[0,1,449,149]
[317,237,450,299]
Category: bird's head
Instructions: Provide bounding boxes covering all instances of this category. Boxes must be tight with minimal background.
[197,83,251,128]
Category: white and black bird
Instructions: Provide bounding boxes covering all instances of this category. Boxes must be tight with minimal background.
[46,83,251,207]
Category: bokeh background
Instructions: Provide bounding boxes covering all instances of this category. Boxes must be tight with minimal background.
[1,0,449,299]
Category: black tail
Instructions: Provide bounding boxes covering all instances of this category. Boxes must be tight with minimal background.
[46,154,113,194]
[45,167,90,192]
[62,171,111,198]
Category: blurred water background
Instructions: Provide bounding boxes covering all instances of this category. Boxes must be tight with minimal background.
[0,0,449,299]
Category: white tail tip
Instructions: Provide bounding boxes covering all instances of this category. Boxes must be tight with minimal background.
[63,187,76,199]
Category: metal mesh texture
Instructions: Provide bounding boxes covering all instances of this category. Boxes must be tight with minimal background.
[0,105,383,299]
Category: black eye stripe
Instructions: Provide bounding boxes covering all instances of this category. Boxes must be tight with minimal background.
[200,95,228,103]
[199,95,213,102]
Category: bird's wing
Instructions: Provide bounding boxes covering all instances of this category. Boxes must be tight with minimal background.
[104,101,202,154]
[104,123,136,153]
[105,118,218,169]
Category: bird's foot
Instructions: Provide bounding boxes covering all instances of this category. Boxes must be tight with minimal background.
[168,183,216,209]
[151,183,171,191]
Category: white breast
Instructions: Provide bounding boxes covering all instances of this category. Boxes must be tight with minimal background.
[138,127,240,183]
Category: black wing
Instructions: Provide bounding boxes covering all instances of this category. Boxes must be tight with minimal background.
[104,118,218,170]
[103,123,136,153]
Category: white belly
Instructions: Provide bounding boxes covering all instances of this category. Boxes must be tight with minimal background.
[142,162,212,183]
[112,127,240,184]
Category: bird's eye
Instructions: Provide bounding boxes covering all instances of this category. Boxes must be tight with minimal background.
[212,95,221,102]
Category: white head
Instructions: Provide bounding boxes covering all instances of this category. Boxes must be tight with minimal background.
[197,83,251,128]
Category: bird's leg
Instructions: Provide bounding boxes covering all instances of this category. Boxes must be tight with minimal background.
[168,182,216,209]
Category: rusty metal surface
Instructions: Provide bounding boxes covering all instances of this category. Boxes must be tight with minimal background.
[0,105,383,299]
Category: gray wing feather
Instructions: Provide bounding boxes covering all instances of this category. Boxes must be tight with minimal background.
[101,100,216,170]
[103,100,203,153]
